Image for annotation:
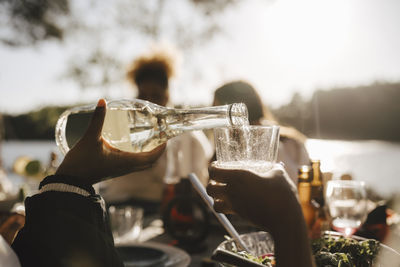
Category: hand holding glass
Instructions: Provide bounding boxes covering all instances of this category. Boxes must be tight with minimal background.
[325,180,367,237]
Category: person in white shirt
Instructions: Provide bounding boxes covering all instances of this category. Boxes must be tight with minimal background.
[100,49,212,211]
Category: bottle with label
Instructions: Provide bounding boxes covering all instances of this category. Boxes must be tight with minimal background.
[162,179,209,246]
[297,165,316,232]
[55,99,249,154]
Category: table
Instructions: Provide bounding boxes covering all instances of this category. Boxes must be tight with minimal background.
[141,214,260,267]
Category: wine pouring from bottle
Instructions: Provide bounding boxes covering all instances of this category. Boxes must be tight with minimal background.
[55,99,249,154]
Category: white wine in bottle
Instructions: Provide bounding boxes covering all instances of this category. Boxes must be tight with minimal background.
[56,99,249,154]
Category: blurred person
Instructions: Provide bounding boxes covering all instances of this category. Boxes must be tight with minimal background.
[213,80,310,183]
[0,212,25,246]
[12,99,166,267]
[100,49,212,212]
[207,163,316,267]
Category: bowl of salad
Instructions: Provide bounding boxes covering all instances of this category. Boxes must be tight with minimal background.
[212,231,275,267]
[212,231,400,267]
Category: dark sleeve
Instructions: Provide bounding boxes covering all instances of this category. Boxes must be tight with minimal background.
[11,177,123,267]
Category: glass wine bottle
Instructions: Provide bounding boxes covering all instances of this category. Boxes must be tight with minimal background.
[55,99,248,154]
[310,159,330,238]
[298,165,316,232]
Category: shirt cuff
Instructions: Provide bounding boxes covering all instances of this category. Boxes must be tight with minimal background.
[39,183,91,197]
[39,175,96,195]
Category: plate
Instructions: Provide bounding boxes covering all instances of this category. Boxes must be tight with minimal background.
[117,242,190,267]
[116,245,168,267]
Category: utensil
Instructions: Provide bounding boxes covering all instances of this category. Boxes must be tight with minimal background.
[188,173,250,252]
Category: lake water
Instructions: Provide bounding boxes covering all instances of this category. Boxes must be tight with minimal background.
[1,139,400,197]
[306,139,400,197]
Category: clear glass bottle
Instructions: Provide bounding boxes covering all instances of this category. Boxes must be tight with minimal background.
[55,99,248,154]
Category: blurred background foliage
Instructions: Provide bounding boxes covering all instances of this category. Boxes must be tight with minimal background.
[0,0,70,46]
[274,82,400,141]
[0,0,239,94]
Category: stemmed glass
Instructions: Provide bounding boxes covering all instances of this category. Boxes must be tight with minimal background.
[325,180,367,237]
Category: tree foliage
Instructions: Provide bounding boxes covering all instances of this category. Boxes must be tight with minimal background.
[62,0,239,93]
[0,0,69,46]
[273,82,400,141]
[3,105,68,140]
[1,0,239,94]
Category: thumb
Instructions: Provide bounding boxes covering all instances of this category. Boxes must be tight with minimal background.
[84,99,106,141]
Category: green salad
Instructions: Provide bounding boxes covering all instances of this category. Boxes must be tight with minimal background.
[229,235,380,267]
[312,236,380,267]
[235,251,274,266]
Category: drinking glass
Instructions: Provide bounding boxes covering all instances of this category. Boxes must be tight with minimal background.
[213,125,280,174]
[108,205,144,243]
[325,180,367,237]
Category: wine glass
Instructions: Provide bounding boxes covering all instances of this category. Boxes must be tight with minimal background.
[325,180,367,237]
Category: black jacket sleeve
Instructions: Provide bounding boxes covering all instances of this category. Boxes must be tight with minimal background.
[11,180,123,267]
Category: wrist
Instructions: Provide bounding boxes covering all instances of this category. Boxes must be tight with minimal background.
[271,205,315,267]
[40,175,95,195]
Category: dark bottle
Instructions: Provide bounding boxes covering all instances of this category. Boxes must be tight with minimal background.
[310,160,329,238]
[310,160,324,207]
[162,179,209,246]
[298,165,316,231]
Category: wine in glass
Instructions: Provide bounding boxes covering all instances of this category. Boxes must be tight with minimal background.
[325,180,367,237]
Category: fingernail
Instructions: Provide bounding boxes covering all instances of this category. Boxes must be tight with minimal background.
[97,99,106,108]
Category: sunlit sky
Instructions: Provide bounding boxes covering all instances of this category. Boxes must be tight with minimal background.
[1,0,400,114]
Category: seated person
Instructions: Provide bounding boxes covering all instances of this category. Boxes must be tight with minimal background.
[100,50,212,211]
[213,80,311,183]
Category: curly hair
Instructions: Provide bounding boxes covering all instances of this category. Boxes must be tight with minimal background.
[126,51,176,89]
